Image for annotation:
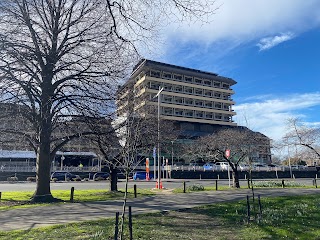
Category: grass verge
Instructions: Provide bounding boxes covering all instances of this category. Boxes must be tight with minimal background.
[1,194,320,239]
[0,188,155,210]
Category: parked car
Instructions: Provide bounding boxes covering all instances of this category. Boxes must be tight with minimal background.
[133,171,154,180]
[290,165,306,170]
[239,164,250,171]
[215,162,229,171]
[203,163,215,171]
[92,172,110,181]
[51,171,81,181]
[172,163,184,170]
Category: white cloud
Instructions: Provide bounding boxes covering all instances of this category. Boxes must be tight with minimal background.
[233,93,320,141]
[161,0,320,57]
[257,33,295,51]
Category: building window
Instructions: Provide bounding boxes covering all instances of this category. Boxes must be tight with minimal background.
[185,110,194,117]
[194,100,203,107]
[215,102,222,109]
[174,109,184,116]
[203,79,212,86]
[163,107,173,115]
[150,82,161,90]
[195,78,202,84]
[185,98,193,105]
[204,90,212,97]
[184,86,193,94]
[195,111,204,118]
[215,113,222,120]
[214,92,221,98]
[163,72,172,79]
[222,83,229,89]
[213,81,221,88]
[175,97,183,104]
[164,84,172,91]
[205,112,213,119]
[150,70,161,78]
[184,76,193,82]
[163,95,173,103]
[173,74,183,81]
[175,85,183,92]
[204,101,213,108]
[194,88,203,95]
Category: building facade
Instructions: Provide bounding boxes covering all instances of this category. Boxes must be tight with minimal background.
[117,59,272,163]
[117,59,237,137]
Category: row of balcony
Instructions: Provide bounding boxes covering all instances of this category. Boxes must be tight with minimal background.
[145,70,231,90]
[161,107,232,122]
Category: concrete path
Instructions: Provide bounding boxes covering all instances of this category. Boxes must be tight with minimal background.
[0,188,319,231]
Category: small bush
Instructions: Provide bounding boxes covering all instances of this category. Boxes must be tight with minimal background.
[252,180,305,188]
[7,176,18,182]
[27,177,36,182]
[187,184,204,191]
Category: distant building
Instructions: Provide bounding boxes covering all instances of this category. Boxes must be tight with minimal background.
[117,59,271,163]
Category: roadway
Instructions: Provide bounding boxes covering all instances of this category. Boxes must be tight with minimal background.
[0,178,316,192]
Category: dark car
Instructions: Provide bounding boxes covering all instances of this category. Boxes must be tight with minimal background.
[92,172,110,181]
[133,171,154,180]
[51,171,81,181]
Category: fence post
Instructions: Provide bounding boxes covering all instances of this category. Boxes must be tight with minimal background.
[258,195,262,221]
[70,187,75,202]
[0,192,1,200]
[282,179,285,188]
[183,181,186,193]
[129,206,133,240]
[215,180,218,191]
[134,184,137,198]
[246,195,250,224]
[315,178,318,188]
[114,212,119,240]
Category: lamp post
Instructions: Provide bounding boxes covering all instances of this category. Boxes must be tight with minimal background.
[154,86,164,189]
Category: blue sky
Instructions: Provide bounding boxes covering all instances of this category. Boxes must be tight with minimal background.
[149,0,320,141]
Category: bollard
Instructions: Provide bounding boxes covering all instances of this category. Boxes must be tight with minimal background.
[114,212,119,240]
[134,184,137,198]
[246,195,250,224]
[70,187,75,202]
[258,195,262,220]
[200,174,201,180]
[247,178,250,189]
[282,179,285,188]
[215,179,218,191]
[217,174,220,180]
[183,181,186,193]
[129,206,133,240]
[244,174,247,180]
[0,192,1,200]
[315,178,318,188]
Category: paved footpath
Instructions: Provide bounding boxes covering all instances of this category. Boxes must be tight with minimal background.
[0,188,319,231]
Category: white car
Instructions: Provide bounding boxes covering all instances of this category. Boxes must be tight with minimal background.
[239,164,250,171]
[215,162,229,171]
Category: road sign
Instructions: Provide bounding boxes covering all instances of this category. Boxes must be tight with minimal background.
[225,149,230,158]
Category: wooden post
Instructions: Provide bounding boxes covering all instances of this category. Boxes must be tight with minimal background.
[129,206,133,240]
[247,178,250,189]
[282,179,285,188]
[215,180,218,191]
[114,212,119,240]
[315,178,318,188]
[0,192,1,200]
[246,195,250,224]
[251,186,255,202]
[134,184,137,198]
[183,181,186,193]
[70,187,75,202]
[258,195,262,221]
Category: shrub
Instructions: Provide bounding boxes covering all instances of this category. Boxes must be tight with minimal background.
[7,176,18,182]
[187,184,204,191]
[27,177,36,182]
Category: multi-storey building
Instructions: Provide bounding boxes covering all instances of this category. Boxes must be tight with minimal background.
[117,59,237,137]
[117,59,272,163]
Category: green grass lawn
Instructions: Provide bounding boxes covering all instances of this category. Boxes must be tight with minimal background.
[1,194,320,239]
[0,188,155,210]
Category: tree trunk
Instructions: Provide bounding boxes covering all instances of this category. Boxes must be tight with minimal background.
[119,170,129,240]
[109,166,118,191]
[232,169,240,188]
[31,75,56,202]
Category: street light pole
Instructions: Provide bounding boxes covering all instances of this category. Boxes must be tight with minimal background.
[154,86,163,189]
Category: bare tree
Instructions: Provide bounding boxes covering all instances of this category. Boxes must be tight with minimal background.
[284,118,320,163]
[189,127,267,188]
[0,0,217,202]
